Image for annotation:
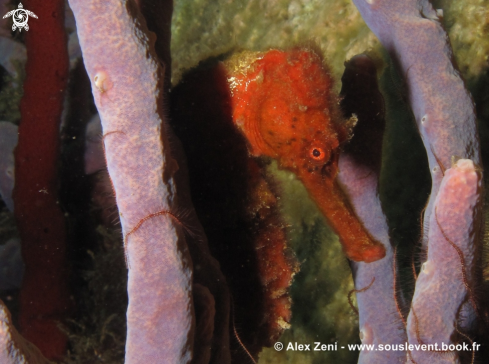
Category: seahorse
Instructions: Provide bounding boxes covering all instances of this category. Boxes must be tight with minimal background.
[223,48,385,263]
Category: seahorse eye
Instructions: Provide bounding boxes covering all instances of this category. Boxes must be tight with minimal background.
[310,147,325,161]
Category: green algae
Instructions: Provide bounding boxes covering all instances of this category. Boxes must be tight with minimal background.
[62,225,127,364]
[0,59,24,123]
[172,0,489,86]
[258,161,358,363]
[171,0,378,87]
[434,0,489,82]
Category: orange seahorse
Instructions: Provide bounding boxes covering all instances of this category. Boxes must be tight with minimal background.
[223,48,385,263]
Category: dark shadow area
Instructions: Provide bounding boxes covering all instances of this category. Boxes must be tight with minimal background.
[60,60,98,312]
[468,69,489,361]
[378,54,431,304]
[170,59,291,361]
[59,60,128,363]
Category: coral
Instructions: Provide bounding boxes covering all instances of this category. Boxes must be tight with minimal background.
[13,0,71,359]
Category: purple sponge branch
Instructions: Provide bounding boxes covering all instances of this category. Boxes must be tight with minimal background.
[67,0,227,362]
[69,1,232,362]
[68,0,194,361]
[338,153,406,364]
[406,159,482,363]
[338,55,406,364]
[351,0,483,362]
[351,0,480,240]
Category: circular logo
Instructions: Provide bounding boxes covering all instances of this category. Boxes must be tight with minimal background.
[2,3,38,32]
[274,342,284,351]
[12,8,29,28]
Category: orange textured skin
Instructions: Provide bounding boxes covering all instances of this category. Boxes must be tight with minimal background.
[226,49,385,263]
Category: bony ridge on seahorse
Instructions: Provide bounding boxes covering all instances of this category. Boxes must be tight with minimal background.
[222,48,385,263]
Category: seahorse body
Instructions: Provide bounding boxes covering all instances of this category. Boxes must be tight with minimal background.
[225,49,385,263]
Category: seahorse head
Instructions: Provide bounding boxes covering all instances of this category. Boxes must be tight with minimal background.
[226,48,346,181]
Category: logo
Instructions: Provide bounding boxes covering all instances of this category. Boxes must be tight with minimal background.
[2,3,38,32]
[274,342,284,351]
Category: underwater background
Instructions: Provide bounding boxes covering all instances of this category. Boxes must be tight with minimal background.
[0,0,488,363]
